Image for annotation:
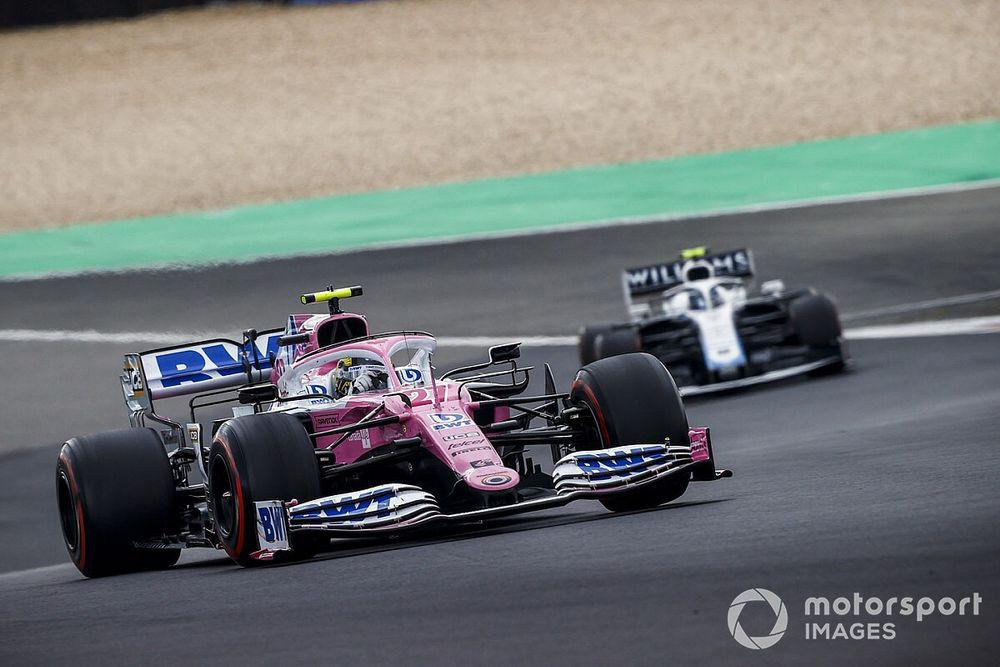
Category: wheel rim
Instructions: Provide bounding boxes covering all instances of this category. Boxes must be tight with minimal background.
[57,470,79,552]
[210,458,237,540]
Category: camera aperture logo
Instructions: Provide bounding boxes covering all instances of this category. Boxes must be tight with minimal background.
[728,589,983,648]
[728,588,788,650]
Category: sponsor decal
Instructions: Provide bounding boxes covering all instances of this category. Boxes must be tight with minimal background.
[349,428,373,449]
[574,446,665,475]
[124,359,144,396]
[451,445,493,457]
[430,413,473,430]
[148,332,282,388]
[443,432,480,442]
[469,459,495,469]
[477,472,513,487]
[315,414,341,427]
[186,423,202,450]
[397,366,423,384]
[448,439,486,449]
[293,490,393,521]
[690,430,710,462]
[254,501,289,550]
[626,248,752,295]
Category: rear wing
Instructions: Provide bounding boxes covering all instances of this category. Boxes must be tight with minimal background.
[121,329,284,413]
[622,248,754,317]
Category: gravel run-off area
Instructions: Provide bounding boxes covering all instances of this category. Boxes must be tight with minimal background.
[1,0,998,231]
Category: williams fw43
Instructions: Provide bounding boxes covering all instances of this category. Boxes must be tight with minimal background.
[56,285,731,576]
[578,247,849,395]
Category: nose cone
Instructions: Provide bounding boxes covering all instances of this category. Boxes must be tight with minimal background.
[463,465,520,492]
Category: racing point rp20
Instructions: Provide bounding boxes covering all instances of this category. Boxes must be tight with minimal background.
[56,285,731,577]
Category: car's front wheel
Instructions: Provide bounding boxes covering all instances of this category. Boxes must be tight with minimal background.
[570,353,691,512]
[208,413,322,566]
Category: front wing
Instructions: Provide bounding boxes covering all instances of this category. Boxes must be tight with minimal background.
[250,428,731,560]
[677,356,843,397]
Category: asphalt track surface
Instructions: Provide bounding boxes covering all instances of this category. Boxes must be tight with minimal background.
[1,187,999,665]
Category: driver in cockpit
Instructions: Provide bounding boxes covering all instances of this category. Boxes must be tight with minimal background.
[328,357,390,398]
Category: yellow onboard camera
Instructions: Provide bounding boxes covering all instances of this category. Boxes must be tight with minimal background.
[300,285,363,314]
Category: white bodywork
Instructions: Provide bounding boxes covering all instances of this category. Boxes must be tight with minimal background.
[626,256,751,376]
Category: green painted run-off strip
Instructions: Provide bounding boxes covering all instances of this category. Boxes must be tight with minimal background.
[2,120,999,278]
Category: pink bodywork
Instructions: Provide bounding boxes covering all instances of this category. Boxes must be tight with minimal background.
[269,313,519,493]
[689,427,711,462]
[267,312,709,494]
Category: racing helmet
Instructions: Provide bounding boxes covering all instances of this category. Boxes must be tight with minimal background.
[327,357,389,398]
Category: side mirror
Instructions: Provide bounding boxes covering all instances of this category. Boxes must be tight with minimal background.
[488,342,521,364]
[238,383,278,405]
[278,333,310,347]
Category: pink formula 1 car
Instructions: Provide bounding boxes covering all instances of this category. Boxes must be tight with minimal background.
[56,286,731,576]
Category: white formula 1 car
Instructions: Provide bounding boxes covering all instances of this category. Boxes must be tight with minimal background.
[578,247,848,395]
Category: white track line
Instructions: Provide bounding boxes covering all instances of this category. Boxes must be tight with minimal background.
[0,562,74,584]
[1,316,998,348]
[3,178,999,283]
[841,288,1000,322]
[843,315,1000,339]
[0,329,209,345]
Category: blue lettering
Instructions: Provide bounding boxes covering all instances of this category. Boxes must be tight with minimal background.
[576,449,663,475]
[322,497,372,520]
[292,489,396,522]
[254,334,280,362]
[577,458,604,475]
[156,350,212,387]
[374,491,392,517]
[269,507,285,541]
[258,507,276,542]
[203,344,246,377]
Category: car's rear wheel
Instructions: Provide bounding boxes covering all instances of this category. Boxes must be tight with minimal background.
[56,428,180,577]
[790,292,847,375]
[594,327,641,360]
[578,324,615,365]
[570,353,691,512]
[209,413,322,566]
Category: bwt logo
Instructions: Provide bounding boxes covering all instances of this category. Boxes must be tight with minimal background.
[153,334,282,388]
[728,588,788,650]
[256,505,287,544]
[430,413,473,430]
[294,492,393,522]
[576,447,664,474]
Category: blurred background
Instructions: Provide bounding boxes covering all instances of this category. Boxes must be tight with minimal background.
[1,0,997,232]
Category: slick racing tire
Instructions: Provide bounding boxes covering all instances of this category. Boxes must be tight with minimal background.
[790,292,847,375]
[571,353,691,512]
[209,413,321,567]
[56,428,180,578]
[578,324,615,365]
[594,327,640,360]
